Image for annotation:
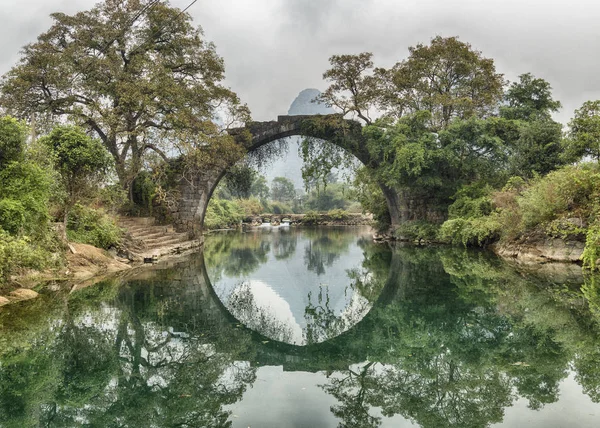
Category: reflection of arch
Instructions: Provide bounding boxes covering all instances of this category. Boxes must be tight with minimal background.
[171,114,404,236]
[198,248,404,371]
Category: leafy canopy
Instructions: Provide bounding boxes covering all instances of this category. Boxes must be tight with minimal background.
[0,0,249,191]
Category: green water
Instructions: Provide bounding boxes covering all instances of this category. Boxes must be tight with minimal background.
[1,226,600,427]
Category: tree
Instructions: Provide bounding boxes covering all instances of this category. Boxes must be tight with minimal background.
[383,36,505,129]
[1,0,249,198]
[250,174,270,200]
[39,125,112,239]
[0,116,27,168]
[499,73,565,176]
[223,164,257,199]
[564,100,600,162]
[271,176,296,202]
[501,73,562,121]
[318,52,379,124]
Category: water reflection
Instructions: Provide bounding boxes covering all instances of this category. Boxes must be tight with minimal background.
[204,227,380,345]
[1,233,600,427]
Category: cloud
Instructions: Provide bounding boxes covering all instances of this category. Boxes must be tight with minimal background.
[1,0,599,124]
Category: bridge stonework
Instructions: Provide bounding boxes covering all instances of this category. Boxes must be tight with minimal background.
[170,114,430,237]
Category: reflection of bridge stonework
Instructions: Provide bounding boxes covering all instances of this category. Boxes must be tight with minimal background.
[171,114,407,236]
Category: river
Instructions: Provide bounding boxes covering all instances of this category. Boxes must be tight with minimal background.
[1,226,600,427]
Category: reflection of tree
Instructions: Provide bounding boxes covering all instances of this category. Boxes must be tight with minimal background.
[0,263,258,427]
[319,247,600,428]
[321,362,381,428]
[272,231,298,260]
[304,229,354,275]
[228,282,296,343]
[204,231,271,279]
[305,286,348,345]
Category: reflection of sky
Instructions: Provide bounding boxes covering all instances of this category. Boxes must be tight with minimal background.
[206,228,374,345]
[227,367,600,428]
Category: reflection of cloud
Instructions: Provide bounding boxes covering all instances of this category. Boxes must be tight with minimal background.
[228,280,303,344]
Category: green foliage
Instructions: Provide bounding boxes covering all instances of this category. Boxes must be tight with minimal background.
[236,198,264,216]
[96,184,129,214]
[439,215,502,246]
[448,184,494,219]
[327,209,349,221]
[518,165,600,228]
[510,119,565,177]
[40,125,112,209]
[0,199,25,235]
[583,223,600,270]
[1,0,248,191]
[67,204,121,250]
[0,160,52,237]
[271,176,296,202]
[441,164,600,255]
[501,73,562,121]
[305,183,352,211]
[223,164,257,199]
[131,170,156,212]
[0,231,54,283]
[302,210,320,225]
[564,100,600,163]
[395,220,440,242]
[351,166,390,231]
[384,36,505,129]
[269,201,293,215]
[203,198,244,230]
[249,174,270,200]
[0,116,27,167]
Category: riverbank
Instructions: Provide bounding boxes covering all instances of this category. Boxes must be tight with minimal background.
[0,237,204,307]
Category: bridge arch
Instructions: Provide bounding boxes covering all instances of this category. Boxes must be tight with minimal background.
[171,114,405,236]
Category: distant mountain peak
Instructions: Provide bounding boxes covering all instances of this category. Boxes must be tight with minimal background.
[287,88,336,116]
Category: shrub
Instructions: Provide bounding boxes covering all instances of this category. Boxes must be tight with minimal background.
[395,220,440,242]
[439,215,502,247]
[67,204,122,249]
[327,209,349,221]
[302,210,320,225]
[203,198,244,229]
[236,197,263,216]
[518,165,600,228]
[583,223,600,271]
[0,199,26,235]
[269,201,292,215]
[0,231,53,284]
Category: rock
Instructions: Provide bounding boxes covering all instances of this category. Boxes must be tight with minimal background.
[8,288,39,301]
[0,296,10,306]
[493,238,584,264]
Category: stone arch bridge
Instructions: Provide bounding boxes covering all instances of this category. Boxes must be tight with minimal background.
[170,114,410,236]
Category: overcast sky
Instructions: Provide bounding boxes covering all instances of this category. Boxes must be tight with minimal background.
[1,0,599,125]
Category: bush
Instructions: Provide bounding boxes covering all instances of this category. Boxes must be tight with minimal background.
[0,231,53,283]
[0,161,52,236]
[302,210,320,225]
[96,184,128,213]
[236,197,263,216]
[439,215,502,247]
[0,199,26,235]
[583,223,600,271]
[67,204,122,249]
[395,220,440,242]
[269,201,293,215]
[518,165,600,229]
[327,208,349,221]
[203,198,245,230]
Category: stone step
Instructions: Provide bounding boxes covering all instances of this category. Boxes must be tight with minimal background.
[144,234,190,248]
[118,216,156,226]
[130,229,175,240]
[127,225,175,236]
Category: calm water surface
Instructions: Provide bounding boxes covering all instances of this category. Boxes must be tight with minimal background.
[1,226,600,427]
